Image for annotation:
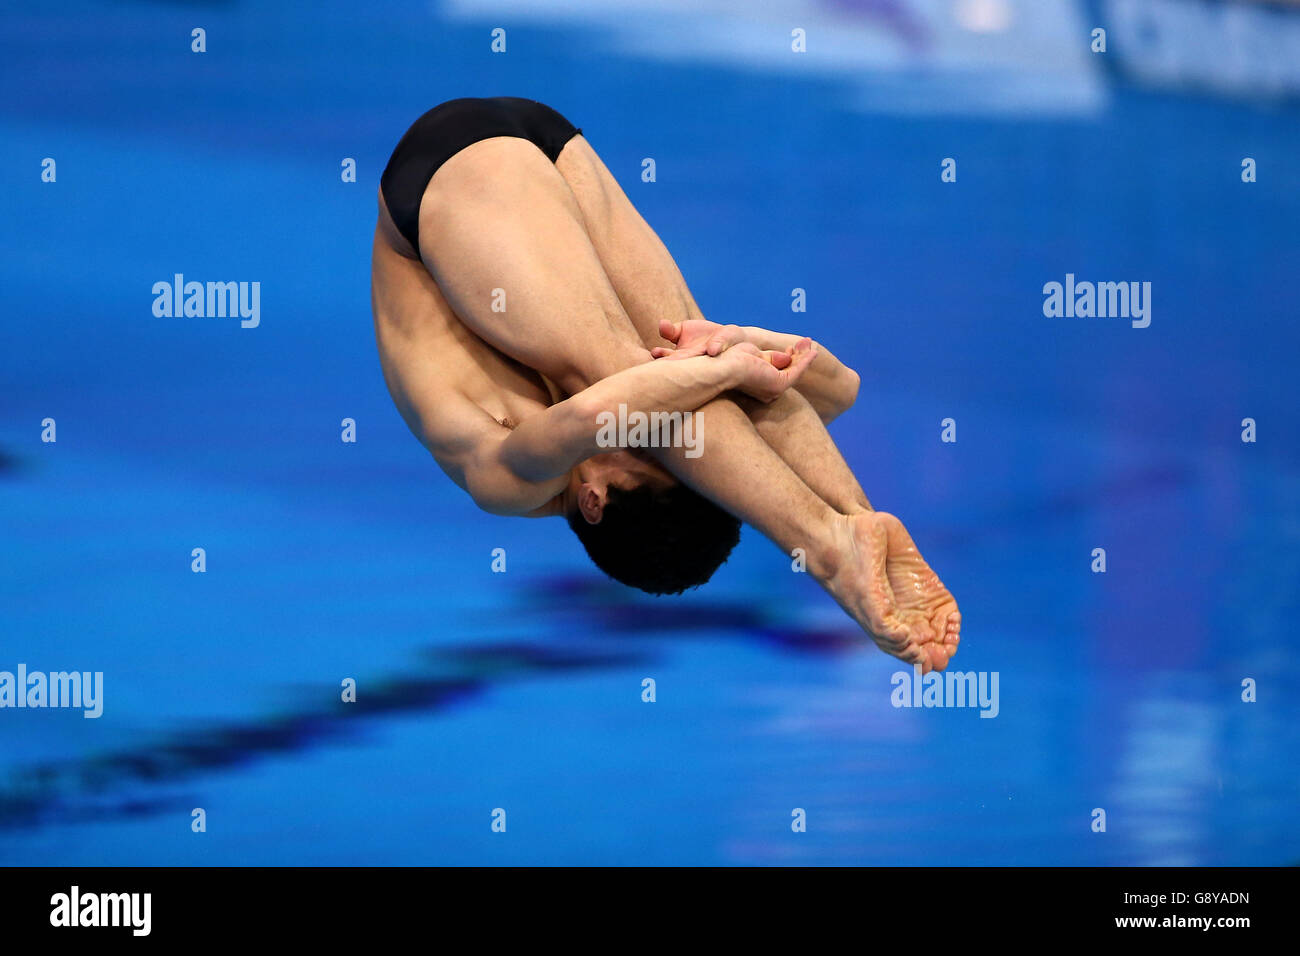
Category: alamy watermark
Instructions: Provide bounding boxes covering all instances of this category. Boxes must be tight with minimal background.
[152,274,260,328]
[891,663,999,718]
[0,664,103,718]
[1042,273,1151,328]
[595,404,702,458]
[50,886,151,936]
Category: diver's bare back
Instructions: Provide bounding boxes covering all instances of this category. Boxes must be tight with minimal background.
[370,98,649,516]
[371,190,559,504]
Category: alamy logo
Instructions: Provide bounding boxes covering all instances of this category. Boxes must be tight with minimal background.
[152,274,260,328]
[1042,273,1151,328]
[891,663,999,718]
[0,664,103,718]
[595,404,702,458]
[50,886,151,936]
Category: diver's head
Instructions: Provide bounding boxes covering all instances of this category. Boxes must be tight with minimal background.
[565,450,741,595]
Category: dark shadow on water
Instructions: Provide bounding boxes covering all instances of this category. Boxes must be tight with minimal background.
[0,447,21,477]
[0,641,646,834]
[926,464,1193,546]
[1,577,864,835]
[511,574,865,654]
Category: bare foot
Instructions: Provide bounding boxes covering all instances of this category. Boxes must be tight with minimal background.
[821,511,961,672]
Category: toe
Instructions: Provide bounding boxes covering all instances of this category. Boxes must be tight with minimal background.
[943,609,961,645]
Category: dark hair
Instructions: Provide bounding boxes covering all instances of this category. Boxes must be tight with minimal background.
[567,483,741,595]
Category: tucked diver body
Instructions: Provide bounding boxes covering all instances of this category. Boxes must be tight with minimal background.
[371,97,961,671]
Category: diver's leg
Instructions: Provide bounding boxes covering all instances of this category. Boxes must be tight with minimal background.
[419,134,956,669]
[734,388,874,515]
[555,137,870,513]
[554,135,704,348]
[648,398,954,671]
[415,136,651,398]
[556,136,960,664]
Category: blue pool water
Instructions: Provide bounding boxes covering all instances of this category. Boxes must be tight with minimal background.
[1,1,1297,865]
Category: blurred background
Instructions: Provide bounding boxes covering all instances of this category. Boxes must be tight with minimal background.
[1,0,1297,865]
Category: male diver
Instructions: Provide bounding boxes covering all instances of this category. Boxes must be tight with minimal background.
[371,97,960,672]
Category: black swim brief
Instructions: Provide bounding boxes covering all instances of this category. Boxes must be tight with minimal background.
[379,97,582,253]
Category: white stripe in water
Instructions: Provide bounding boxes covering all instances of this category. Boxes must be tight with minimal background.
[440,0,1107,116]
